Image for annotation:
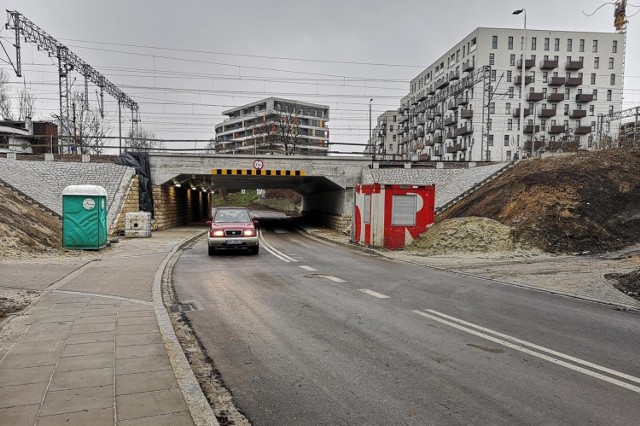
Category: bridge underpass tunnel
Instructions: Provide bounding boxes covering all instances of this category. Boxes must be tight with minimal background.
[151,173,349,231]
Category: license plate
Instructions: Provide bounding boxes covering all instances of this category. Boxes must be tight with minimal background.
[225,239,242,245]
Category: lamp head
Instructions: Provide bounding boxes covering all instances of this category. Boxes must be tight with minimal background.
[513,9,524,15]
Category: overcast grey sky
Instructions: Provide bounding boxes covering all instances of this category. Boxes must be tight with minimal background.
[1,0,638,152]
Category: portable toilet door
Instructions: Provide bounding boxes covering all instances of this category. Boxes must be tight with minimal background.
[62,184,108,250]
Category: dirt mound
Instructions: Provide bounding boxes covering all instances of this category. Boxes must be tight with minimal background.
[439,150,640,254]
[408,217,519,255]
[0,185,62,259]
[605,268,640,302]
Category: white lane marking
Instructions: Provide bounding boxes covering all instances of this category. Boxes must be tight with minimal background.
[323,275,346,283]
[299,265,318,272]
[412,310,640,394]
[358,289,390,299]
[290,238,311,248]
[259,229,298,263]
[275,229,288,234]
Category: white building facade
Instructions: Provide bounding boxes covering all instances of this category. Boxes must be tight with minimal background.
[370,110,403,160]
[214,97,330,156]
[377,27,625,162]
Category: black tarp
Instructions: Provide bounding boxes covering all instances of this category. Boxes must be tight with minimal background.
[115,152,154,217]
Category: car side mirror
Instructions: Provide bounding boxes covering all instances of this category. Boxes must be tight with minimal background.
[253,220,259,228]
[206,221,212,226]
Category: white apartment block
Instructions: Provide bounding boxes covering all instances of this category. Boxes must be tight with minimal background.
[369,110,403,159]
[376,27,625,162]
[214,97,329,156]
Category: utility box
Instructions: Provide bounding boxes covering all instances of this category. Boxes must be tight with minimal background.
[62,185,108,250]
[125,211,152,237]
[352,183,435,249]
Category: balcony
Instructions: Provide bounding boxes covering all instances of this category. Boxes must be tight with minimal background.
[527,92,544,102]
[540,59,558,70]
[435,77,449,89]
[456,124,473,136]
[433,135,443,144]
[446,145,457,154]
[514,76,533,85]
[461,109,473,120]
[549,76,565,86]
[426,125,435,134]
[574,126,592,135]
[444,115,457,126]
[549,125,566,134]
[417,128,425,137]
[417,91,428,102]
[569,109,587,119]
[565,60,584,71]
[427,85,435,95]
[458,96,469,106]
[447,99,459,110]
[445,130,456,140]
[417,115,426,125]
[538,108,556,118]
[512,108,531,117]
[547,93,564,102]
[524,124,541,134]
[576,94,594,103]
[517,59,535,69]
[565,77,583,86]
[463,59,474,72]
[424,137,434,147]
[449,71,460,81]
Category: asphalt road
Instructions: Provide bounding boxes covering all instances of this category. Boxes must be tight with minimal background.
[173,216,640,426]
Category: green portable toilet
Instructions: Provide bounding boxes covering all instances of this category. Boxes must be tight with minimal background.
[62,185,108,250]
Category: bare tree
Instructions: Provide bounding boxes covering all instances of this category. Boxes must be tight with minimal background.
[273,102,302,155]
[0,69,37,121]
[70,91,110,154]
[125,127,164,152]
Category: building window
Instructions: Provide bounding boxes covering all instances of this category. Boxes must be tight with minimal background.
[544,38,550,51]
[488,135,494,147]
[610,74,616,85]
[507,70,512,82]
[593,40,598,52]
[489,102,495,114]
[531,37,537,50]
[543,72,548,83]
[510,54,516,66]
[504,135,510,146]
[607,89,612,101]
[579,39,585,52]
[508,119,513,130]
[492,36,498,49]
[491,70,497,81]
[489,53,495,65]
[508,87,514,98]
[567,39,573,51]
[508,36,514,50]
[609,58,614,69]
[591,73,596,85]
[609,105,614,115]
[589,105,595,116]
[554,38,560,51]
[592,89,598,100]
[392,195,417,226]
[363,195,371,224]
[506,102,511,114]
[594,57,599,69]
[613,40,618,53]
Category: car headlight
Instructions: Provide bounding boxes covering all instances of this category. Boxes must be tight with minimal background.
[243,229,256,237]
[212,230,224,237]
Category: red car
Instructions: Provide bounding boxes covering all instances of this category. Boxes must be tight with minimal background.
[207,207,259,255]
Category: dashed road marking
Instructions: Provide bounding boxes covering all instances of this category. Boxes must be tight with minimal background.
[300,265,318,272]
[358,289,390,299]
[323,275,346,283]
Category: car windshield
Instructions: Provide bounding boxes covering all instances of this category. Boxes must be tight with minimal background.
[214,209,250,223]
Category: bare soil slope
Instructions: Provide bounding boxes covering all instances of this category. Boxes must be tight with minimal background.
[0,185,62,259]
[439,150,640,254]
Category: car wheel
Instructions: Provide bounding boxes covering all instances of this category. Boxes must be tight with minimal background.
[250,245,259,255]
[208,245,215,256]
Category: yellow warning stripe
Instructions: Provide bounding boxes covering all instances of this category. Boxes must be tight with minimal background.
[211,169,306,176]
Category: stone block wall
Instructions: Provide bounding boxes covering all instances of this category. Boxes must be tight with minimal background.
[152,185,211,231]
[110,175,140,235]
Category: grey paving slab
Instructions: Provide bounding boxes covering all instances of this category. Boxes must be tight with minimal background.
[28,322,73,334]
[74,315,118,325]
[116,333,163,347]
[66,331,115,345]
[37,407,113,426]
[117,310,156,318]
[0,352,60,369]
[9,339,65,355]
[49,367,113,391]
[78,309,120,317]
[60,341,113,358]
[118,411,194,426]
[55,353,113,372]
[115,355,172,376]
[0,262,86,290]
[35,315,77,324]
[69,322,116,334]
[0,381,49,408]
[116,323,160,335]
[117,316,157,326]
[0,364,55,387]
[116,388,189,421]
[116,369,179,395]
[115,343,166,359]
[40,385,113,416]
[0,404,39,426]
[18,331,70,343]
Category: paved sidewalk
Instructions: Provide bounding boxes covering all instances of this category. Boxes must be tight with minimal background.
[0,227,206,425]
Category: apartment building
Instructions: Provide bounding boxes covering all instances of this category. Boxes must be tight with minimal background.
[214,97,330,156]
[369,110,403,159]
[377,27,625,162]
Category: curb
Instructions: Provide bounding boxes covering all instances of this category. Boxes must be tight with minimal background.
[298,226,640,314]
[151,230,220,426]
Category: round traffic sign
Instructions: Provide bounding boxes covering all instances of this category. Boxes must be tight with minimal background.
[253,159,264,170]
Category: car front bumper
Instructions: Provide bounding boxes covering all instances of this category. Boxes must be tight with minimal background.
[208,235,259,249]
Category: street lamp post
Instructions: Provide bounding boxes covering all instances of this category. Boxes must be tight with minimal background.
[369,98,374,162]
[513,8,527,158]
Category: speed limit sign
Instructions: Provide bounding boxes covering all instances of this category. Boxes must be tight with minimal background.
[253,159,264,170]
